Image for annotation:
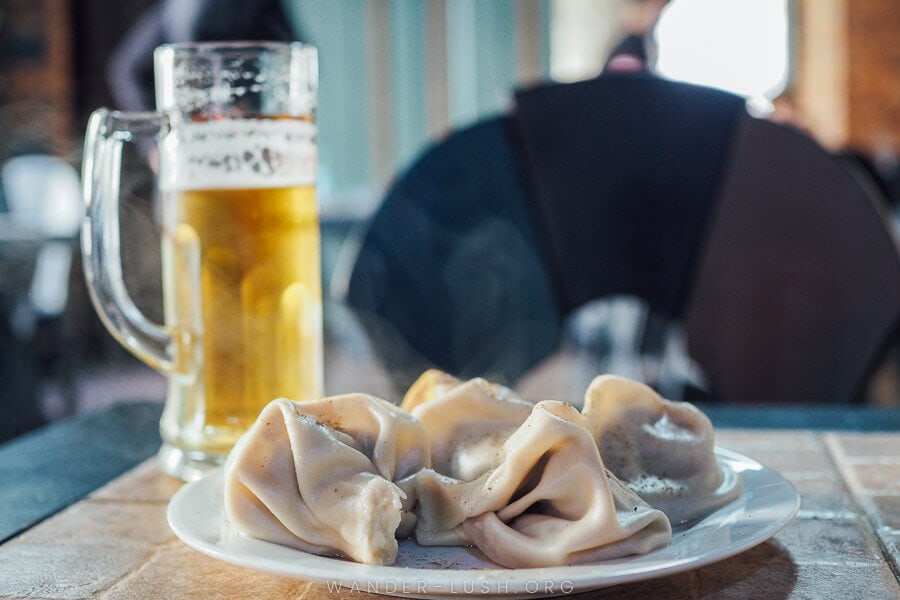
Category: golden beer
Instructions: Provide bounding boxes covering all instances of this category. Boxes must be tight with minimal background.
[82,42,320,480]
[159,183,323,456]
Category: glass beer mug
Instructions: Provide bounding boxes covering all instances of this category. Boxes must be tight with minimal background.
[82,42,323,481]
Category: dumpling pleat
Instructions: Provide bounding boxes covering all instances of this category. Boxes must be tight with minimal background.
[224,395,430,565]
[415,401,672,568]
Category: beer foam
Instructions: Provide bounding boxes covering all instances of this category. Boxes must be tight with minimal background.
[160,119,316,191]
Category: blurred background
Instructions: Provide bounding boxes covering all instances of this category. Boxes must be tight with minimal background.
[1,0,898,440]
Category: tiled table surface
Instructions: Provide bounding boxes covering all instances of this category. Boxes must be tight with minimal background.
[0,430,898,599]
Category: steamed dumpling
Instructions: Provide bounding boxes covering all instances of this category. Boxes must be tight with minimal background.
[415,401,672,568]
[403,371,534,481]
[400,368,463,412]
[582,375,741,525]
[224,394,430,565]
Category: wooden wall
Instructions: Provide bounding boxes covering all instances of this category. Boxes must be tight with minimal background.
[0,0,156,161]
[0,0,74,159]
[795,0,900,157]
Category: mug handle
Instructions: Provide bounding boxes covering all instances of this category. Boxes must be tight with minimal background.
[81,108,188,374]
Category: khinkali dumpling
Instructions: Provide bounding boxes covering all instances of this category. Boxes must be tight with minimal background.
[582,375,741,525]
[400,368,463,412]
[415,401,672,567]
[403,372,534,481]
[224,394,430,565]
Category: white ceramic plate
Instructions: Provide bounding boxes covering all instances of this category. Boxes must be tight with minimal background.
[167,448,799,598]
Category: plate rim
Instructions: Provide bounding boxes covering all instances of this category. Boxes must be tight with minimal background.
[167,447,800,598]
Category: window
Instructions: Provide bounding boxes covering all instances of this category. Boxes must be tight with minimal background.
[655,0,790,107]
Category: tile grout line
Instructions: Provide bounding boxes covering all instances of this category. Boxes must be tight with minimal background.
[94,538,180,599]
[822,432,900,584]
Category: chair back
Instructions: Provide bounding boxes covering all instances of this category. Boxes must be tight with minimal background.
[347,75,900,403]
[1,154,82,319]
[685,113,900,404]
